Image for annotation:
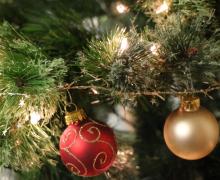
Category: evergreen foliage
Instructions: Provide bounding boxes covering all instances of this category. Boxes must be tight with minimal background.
[78,15,220,102]
[0,0,219,179]
[0,22,67,171]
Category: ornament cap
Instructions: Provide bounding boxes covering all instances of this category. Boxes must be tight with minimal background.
[180,96,200,112]
[65,109,87,125]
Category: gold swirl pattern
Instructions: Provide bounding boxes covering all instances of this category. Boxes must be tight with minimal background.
[66,163,81,175]
[97,140,116,157]
[60,120,117,176]
[93,140,116,171]
[63,148,88,176]
[93,152,107,170]
[93,140,115,171]
[79,122,101,143]
[61,127,77,149]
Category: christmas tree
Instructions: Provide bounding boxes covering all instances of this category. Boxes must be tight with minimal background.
[0,0,220,179]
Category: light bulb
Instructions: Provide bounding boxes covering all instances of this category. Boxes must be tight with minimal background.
[91,100,100,104]
[115,2,128,14]
[30,111,41,125]
[19,98,25,107]
[91,88,99,95]
[119,37,129,53]
[155,1,169,14]
[150,43,160,55]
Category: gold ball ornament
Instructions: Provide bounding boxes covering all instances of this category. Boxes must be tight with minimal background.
[164,96,219,160]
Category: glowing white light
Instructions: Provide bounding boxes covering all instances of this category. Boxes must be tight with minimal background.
[116,3,128,14]
[30,111,41,125]
[150,43,160,55]
[17,123,23,128]
[155,1,169,14]
[2,129,9,136]
[19,98,25,107]
[91,88,99,95]
[175,122,191,139]
[119,37,129,53]
[91,100,100,104]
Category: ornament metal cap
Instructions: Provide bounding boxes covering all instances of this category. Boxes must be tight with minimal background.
[65,108,87,125]
[179,96,200,112]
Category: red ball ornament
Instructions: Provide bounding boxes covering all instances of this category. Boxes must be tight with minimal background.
[59,110,117,177]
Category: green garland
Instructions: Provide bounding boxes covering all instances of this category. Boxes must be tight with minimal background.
[78,28,159,100]
[146,15,220,90]
[78,15,220,101]
[138,0,216,17]
[0,123,57,171]
[0,22,67,171]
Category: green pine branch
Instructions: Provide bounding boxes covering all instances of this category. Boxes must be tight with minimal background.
[0,22,67,171]
[77,15,220,102]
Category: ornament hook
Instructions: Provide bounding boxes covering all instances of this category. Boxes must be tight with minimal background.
[179,95,200,112]
[64,103,87,125]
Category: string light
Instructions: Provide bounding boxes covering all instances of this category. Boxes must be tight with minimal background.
[150,43,160,55]
[2,129,9,136]
[19,98,25,107]
[30,111,41,125]
[111,1,129,15]
[91,88,99,95]
[119,37,129,53]
[155,1,169,14]
[91,100,100,104]
[15,139,21,146]
[115,2,128,14]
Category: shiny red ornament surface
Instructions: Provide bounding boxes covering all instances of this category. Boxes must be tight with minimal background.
[59,118,117,177]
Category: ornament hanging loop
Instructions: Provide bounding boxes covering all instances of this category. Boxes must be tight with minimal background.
[179,95,200,112]
[64,103,87,125]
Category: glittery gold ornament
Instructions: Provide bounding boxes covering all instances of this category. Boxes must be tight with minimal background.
[164,96,219,160]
